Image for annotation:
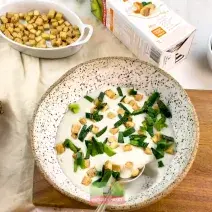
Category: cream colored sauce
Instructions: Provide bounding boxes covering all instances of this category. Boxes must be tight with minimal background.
[56,87,174,193]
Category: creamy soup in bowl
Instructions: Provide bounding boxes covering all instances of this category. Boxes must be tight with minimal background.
[55,87,175,195]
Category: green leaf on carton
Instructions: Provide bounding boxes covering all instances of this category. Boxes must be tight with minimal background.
[91,0,103,21]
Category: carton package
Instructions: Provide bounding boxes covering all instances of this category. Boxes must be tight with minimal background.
[91,0,196,70]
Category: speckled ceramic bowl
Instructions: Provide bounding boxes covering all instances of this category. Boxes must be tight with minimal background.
[31,57,199,210]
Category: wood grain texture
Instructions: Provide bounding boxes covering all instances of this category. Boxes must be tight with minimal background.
[33,90,212,212]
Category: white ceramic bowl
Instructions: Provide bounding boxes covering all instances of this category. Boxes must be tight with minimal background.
[31,57,199,211]
[0,0,93,58]
[207,33,212,69]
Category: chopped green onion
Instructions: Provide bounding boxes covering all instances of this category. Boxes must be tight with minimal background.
[132,92,160,115]
[151,148,164,159]
[91,144,98,156]
[161,134,175,142]
[92,137,104,154]
[103,144,116,156]
[86,112,103,122]
[92,169,112,188]
[117,87,123,96]
[145,115,154,126]
[103,138,108,144]
[123,127,135,137]
[73,151,86,172]
[146,91,160,107]
[158,161,164,168]
[101,169,112,183]
[147,125,154,137]
[78,125,93,142]
[98,92,105,102]
[142,118,154,137]
[147,107,159,122]
[93,111,103,122]
[63,139,80,153]
[114,114,129,128]
[77,152,85,169]
[112,171,120,180]
[120,95,126,102]
[118,114,123,119]
[154,114,167,131]
[129,134,147,141]
[96,102,107,111]
[118,103,131,114]
[131,108,145,116]
[92,178,102,188]
[157,100,172,118]
[68,103,80,114]
[130,138,148,148]
[85,140,92,159]
[96,170,103,176]
[85,113,93,119]
[157,139,172,151]
[118,132,124,143]
[84,95,94,103]
[96,126,107,137]
[128,88,137,96]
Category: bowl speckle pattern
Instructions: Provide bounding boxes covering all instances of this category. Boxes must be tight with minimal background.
[31,57,199,210]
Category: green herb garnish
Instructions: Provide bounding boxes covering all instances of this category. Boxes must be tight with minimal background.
[120,95,126,102]
[85,140,92,159]
[114,114,129,128]
[93,111,104,121]
[161,134,175,142]
[118,132,124,143]
[103,144,116,156]
[78,125,93,142]
[63,139,80,153]
[129,135,148,148]
[68,103,80,114]
[118,114,123,119]
[118,103,131,114]
[96,126,107,137]
[92,169,112,188]
[128,88,137,96]
[86,111,103,122]
[158,161,164,168]
[84,95,94,103]
[96,102,107,111]
[132,92,160,115]
[142,116,154,137]
[112,171,120,180]
[74,152,86,172]
[157,100,172,118]
[92,137,104,154]
[103,137,108,144]
[130,140,148,148]
[154,114,167,131]
[117,87,123,96]
[98,92,105,102]
[123,127,135,137]
[157,139,173,151]
[151,148,164,159]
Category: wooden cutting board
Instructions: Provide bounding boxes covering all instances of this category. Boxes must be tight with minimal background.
[33,90,212,212]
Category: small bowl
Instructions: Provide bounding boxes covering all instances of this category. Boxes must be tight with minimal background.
[0,0,93,59]
[207,33,212,69]
[31,57,199,211]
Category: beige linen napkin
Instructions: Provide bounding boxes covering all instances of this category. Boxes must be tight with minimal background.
[0,1,133,211]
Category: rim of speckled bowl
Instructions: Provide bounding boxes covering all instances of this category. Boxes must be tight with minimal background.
[30,57,199,211]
